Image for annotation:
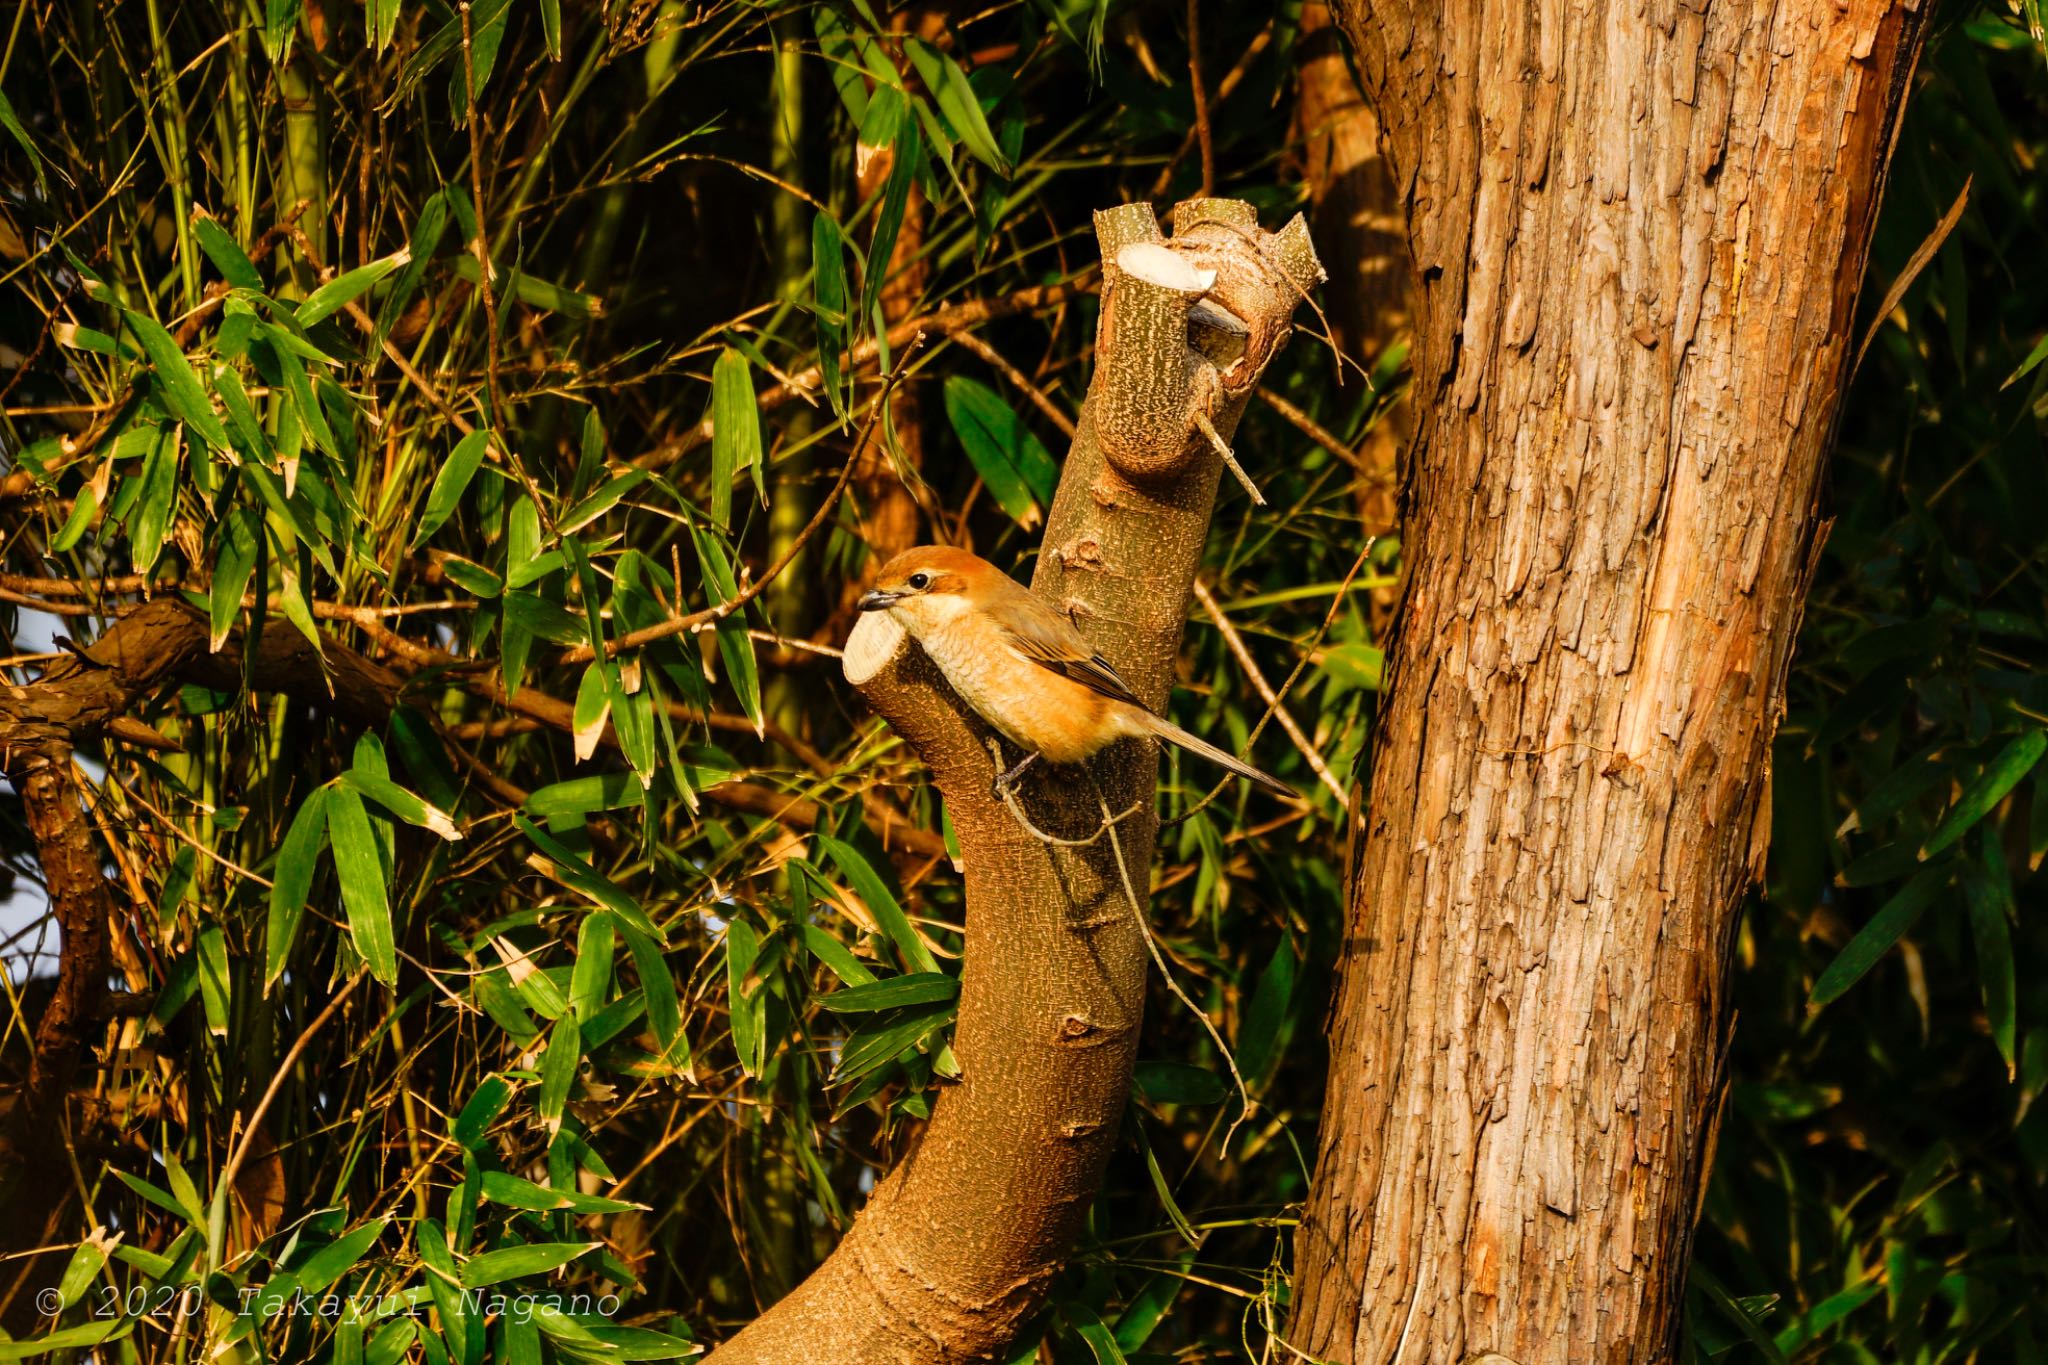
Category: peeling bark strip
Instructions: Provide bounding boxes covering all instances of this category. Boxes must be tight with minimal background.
[1294,0,1930,1361]
[708,203,1320,1363]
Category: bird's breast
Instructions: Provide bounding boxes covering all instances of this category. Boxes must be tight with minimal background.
[918,618,1114,764]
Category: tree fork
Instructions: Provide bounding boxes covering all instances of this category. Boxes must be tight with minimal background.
[707,200,1321,1362]
[1292,0,1933,1360]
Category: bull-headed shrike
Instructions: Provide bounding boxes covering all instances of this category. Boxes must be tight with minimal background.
[857,545,1295,798]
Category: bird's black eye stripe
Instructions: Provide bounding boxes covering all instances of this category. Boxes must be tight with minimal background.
[907,572,931,590]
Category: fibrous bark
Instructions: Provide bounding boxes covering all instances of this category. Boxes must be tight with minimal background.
[1293,0,1931,1361]
[707,201,1320,1363]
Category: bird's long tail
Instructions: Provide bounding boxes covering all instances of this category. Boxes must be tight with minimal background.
[1132,711,1297,798]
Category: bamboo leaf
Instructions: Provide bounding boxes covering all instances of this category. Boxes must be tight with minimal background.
[128,423,181,574]
[1809,865,1952,1010]
[297,249,411,325]
[726,920,765,1077]
[906,39,1009,174]
[862,117,920,330]
[459,1243,598,1290]
[817,972,957,1014]
[1963,826,2019,1078]
[816,835,938,973]
[340,769,462,841]
[943,376,1055,527]
[537,1016,580,1134]
[1920,730,2047,858]
[710,348,761,528]
[266,787,331,986]
[570,911,615,1021]
[192,215,264,292]
[296,1219,388,1293]
[123,312,231,451]
[329,784,397,985]
[452,1074,513,1148]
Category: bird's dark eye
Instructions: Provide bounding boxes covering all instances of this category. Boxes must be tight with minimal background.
[907,572,931,591]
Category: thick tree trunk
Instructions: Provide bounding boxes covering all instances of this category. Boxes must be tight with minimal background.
[1293,1,1931,1361]
[708,200,1320,1362]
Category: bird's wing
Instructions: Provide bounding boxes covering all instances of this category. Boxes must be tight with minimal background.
[992,586,1148,710]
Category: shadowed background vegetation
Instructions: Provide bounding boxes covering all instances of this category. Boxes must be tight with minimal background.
[0,1,2041,1359]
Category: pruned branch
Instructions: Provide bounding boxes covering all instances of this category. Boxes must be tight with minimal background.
[708,200,1320,1363]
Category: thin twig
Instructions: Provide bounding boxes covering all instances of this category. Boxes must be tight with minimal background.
[1256,385,1372,475]
[1191,579,1348,805]
[1149,23,1272,199]
[1167,539,1375,831]
[1088,772,1255,1157]
[1187,0,1215,198]
[220,967,369,1198]
[949,329,1077,439]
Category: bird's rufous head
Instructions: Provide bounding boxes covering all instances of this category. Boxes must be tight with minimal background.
[857,545,1003,636]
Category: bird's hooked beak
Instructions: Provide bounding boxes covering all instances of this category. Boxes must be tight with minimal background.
[856,589,903,613]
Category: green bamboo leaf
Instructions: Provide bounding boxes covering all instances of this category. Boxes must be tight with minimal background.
[0,88,49,194]
[800,922,876,988]
[128,424,181,574]
[830,1000,952,1083]
[813,212,850,426]
[448,257,601,317]
[192,215,264,292]
[297,248,412,326]
[514,815,660,940]
[524,772,646,821]
[861,117,921,331]
[1236,939,1297,1088]
[328,784,397,985]
[367,0,399,51]
[538,0,561,58]
[560,470,647,535]
[340,769,462,841]
[619,919,688,1072]
[1066,1302,1133,1365]
[52,1230,115,1312]
[209,508,261,650]
[709,348,761,528]
[1133,1060,1227,1106]
[453,1074,513,1148]
[816,835,938,973]
[906,39,1009,174]
[1963,826,2018,1078]
[1809,865,1952,1010]
[477,1171,642,1215]
[296,1219,388,1293]
[570,911,615,1022]
[51,483,99,554]
[123,312,231,451]
[459,1242,598,1290]
[537,1016,580,1134]
[943,376,1055,527]
[1920,729,2047,858]
[817,972,957,1013]
[727,920,765,1077]
[266,787,331,986]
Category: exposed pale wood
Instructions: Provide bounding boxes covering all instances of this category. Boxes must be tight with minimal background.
[1293,0,1932,1359]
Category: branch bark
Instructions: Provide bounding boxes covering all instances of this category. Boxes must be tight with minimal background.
[1292,0,1933,1359]
[707,200,1321,1362]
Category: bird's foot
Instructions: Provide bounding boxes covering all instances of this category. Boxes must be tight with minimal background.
[990,751,1040,803]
